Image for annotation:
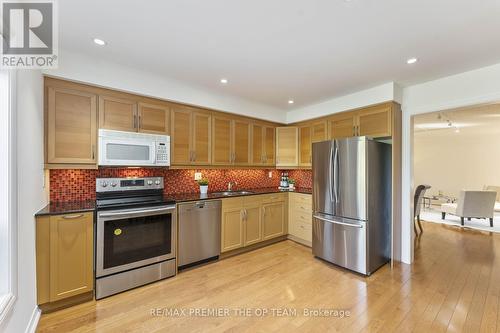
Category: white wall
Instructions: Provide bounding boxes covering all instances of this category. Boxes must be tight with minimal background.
[43,49,287,123]
[1,70,48,333]
[286,82,400,123]
[414,127,500,197]
[400,62,500,264]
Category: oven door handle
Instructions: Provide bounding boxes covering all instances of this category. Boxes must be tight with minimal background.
[98,205,176,218]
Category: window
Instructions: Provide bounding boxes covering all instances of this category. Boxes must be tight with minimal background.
[0,69,17,322]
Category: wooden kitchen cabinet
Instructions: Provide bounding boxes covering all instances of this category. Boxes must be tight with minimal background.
[264,126,276,165]
[252,124,276,166]
[233,119,251,165]
[262,194,286,240]
[328,112,356,139]
[221,206,245,252]
[138,102,170,135]
[276,127,298,167]
[98,95,138,132]
[299,121,327,167]
[288,193,313,246]
[212,115,233,165]
[46,87,97,165]
[171,106,212,165]
[357,103,392,138]
[36,212,94,309]
[243,203,262,246]
[212,116,251,166]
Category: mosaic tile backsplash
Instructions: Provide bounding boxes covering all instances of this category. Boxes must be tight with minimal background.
[49,168,312,202]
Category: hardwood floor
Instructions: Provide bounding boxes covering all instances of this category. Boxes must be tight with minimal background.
[37,221,500,332]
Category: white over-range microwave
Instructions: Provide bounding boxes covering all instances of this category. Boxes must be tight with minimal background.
[98,129,170,167]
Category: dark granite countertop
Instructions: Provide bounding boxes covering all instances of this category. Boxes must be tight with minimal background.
[35,187,312,216]
[35,200,96,217]
[165,187,312,203]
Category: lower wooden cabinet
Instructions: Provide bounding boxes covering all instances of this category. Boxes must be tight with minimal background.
[36,212,94,309]
[221,194,286,253]
[288,193,312,245]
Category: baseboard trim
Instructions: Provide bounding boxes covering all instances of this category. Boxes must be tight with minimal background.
[287,235,312,247]
[25,306,40,333]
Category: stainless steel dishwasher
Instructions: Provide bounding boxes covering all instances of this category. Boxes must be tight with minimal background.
[178,200,221,269]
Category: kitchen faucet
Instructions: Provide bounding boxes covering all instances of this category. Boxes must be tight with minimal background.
[227,181,237,191]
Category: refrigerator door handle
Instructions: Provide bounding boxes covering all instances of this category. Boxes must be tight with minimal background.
[313,215,364,229]
[329,146,334,202]
[333,146,339,203]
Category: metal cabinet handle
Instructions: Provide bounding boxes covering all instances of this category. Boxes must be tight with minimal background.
[193,151,196,162]
[92,145,95,160]
[62,214,84,219]
[133,114,137,129]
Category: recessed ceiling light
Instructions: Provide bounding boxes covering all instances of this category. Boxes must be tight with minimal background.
[288,100,294,104]
[407,57,418,64]
[93,38,106,46]
[220,78,228,84]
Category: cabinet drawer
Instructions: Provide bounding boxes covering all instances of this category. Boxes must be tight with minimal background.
[260,193,286,203]
[291,220,312,242]
[290,193,312,205]
[221,197,244,209]
[291,209,312,225]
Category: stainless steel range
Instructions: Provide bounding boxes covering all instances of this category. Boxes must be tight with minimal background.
[95,177,176,299]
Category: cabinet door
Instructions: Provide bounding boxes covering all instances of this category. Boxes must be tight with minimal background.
[299,126,311,167]
[171,107,192,165]
[311,121,327,143]
[49,213,93,302]
[243,204,262,246]
[328,113,355,139]
[264,126,276,165]
[357,104,392,138]
[233,119,251,165]
[221,208,244,252]
[212,116,233,165]
[47,87,97,164]
[251,124,264,165]
[276,127,298,167]
[98,96,137,132]
[262,202,285,240]
[192,112,212,165]
[138,102,170,135]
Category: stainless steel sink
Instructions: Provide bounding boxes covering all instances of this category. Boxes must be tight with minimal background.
[212,190,254,196]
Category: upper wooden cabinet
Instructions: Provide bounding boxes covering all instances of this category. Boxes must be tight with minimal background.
[357,103,392,138]
[100,96,170,135]
[276,127,298,167]
[212,116,251,166]
[138,102,170,135]
[252,124,276,166]
[99,96,138,132]
[46,87,97,165]
[328,112,356,139]
[171,106,211,165]
[328,103,393,139]
[298,121,327,167]
[212,115,233,165]
[233,119,251,165]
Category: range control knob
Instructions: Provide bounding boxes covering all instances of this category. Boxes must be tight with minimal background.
[111,182,117,187]
[155,180,161,185]
[100,181,108,188]
[147,180,153,185]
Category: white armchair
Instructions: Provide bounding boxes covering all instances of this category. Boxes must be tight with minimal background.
[484,185,500,212]
[441,190,496,227]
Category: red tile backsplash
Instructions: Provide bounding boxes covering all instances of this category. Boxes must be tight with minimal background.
[49,168,313,202]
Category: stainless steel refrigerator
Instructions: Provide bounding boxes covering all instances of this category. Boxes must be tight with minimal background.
[312,136,391,275]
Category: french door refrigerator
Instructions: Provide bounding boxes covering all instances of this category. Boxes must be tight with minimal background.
[312,136,391,275]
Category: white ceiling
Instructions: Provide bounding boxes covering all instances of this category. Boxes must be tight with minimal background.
[59,0,500,110]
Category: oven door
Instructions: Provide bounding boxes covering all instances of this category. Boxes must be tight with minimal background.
[96,205,176,277]
[99,136,156,166]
